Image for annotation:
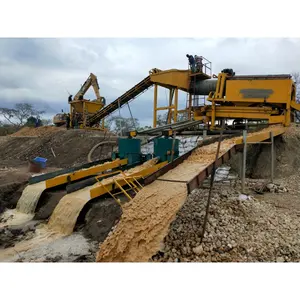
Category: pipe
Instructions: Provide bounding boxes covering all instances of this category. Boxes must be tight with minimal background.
[87,141,117,163]
[190,79,218,96]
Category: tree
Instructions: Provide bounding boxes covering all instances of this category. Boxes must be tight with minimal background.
[137,125,152,131]
[105,116,140,135]
[25,116,43,127]
[42,119,52,126]
[292,72,300,103]
[156,111,189,127]
[0,103,45,127]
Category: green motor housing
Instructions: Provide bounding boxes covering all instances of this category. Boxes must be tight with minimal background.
[113,138,142,165]
[153,137,179,163]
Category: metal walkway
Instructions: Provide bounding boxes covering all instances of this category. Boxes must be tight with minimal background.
[87,76,153,126]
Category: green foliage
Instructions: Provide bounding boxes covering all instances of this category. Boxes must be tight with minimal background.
[25,116,42,127]
[104,116,140,134]
[0,122,18,136]
[0,103,45,127]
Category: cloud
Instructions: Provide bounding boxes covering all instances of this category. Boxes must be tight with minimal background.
[0,38,299,126]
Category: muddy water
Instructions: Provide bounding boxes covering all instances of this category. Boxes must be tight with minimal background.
[16,182,46,214]
[0,182,47,227]
[0,209,34,228]
[0,225,64,261]
[0,159,160,260]
[47,158,160,236]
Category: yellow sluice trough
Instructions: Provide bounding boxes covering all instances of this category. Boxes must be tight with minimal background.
[16,159,128,215]
[47,159,168,235]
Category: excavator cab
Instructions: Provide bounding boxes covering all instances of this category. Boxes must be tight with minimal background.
[53,113,67,127]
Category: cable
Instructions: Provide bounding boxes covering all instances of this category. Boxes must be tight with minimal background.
[200,122,225,243]
[127,102,136,130]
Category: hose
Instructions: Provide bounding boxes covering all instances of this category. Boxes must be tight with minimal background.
[87,140,117,163]
[87,136,158,163]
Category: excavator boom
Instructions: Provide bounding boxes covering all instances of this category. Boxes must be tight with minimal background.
[74,73,101,101]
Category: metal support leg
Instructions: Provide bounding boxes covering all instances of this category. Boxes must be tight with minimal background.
[174,88,178,123]
[153,84,158,128]
[188,93,192,120]
[270,131,274,183]
[241,130,247,193]
[203,129,207,141]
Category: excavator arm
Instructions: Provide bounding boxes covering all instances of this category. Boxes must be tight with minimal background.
[91,75,101,100]
[74,73,102,102]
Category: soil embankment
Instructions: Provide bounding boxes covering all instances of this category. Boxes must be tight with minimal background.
[0,126,117,169]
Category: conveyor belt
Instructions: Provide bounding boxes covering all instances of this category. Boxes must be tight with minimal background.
[138,120,203,135]
[87,76,153,126]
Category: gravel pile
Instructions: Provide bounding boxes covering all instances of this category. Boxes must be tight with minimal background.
[152,183,300,262]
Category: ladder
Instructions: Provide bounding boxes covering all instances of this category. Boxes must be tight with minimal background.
[95,171,143,205]
[186,55,212,116]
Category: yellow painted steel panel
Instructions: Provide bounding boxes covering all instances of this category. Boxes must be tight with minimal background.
[45,159,128,189]
[234,126,286,144]
[150,69,190,90]
[225,79,293,104]
[70,101,103,114]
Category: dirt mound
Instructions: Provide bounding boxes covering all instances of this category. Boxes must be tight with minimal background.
[34,190,67,220]
[228,125,300,179]
[0,182,27,214]
[152,180,300,262]
[11,126,64,137]
[0,129,118,168]
[252,125,300,178]
[77,198,122,243]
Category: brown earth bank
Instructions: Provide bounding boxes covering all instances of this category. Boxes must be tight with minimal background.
[0,127,117,169]
[229,125,300,179]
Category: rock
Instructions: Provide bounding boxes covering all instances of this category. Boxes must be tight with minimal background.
[221,190,228,197]
[238,194,249,201]
[192,245,203,256]
[276,257,285,263]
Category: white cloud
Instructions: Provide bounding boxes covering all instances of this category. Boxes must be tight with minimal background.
[0,38,300,126]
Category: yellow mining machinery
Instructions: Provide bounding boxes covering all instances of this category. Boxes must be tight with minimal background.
[148,61,299,130]
[16,56,298,244]
[53,73,106,128]
[84,56,299,131]
[69,73,106,129]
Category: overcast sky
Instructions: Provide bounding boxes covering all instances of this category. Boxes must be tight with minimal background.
[0,38,300,126]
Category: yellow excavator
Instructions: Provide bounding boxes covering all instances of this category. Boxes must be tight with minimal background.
[53,73,106,128]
